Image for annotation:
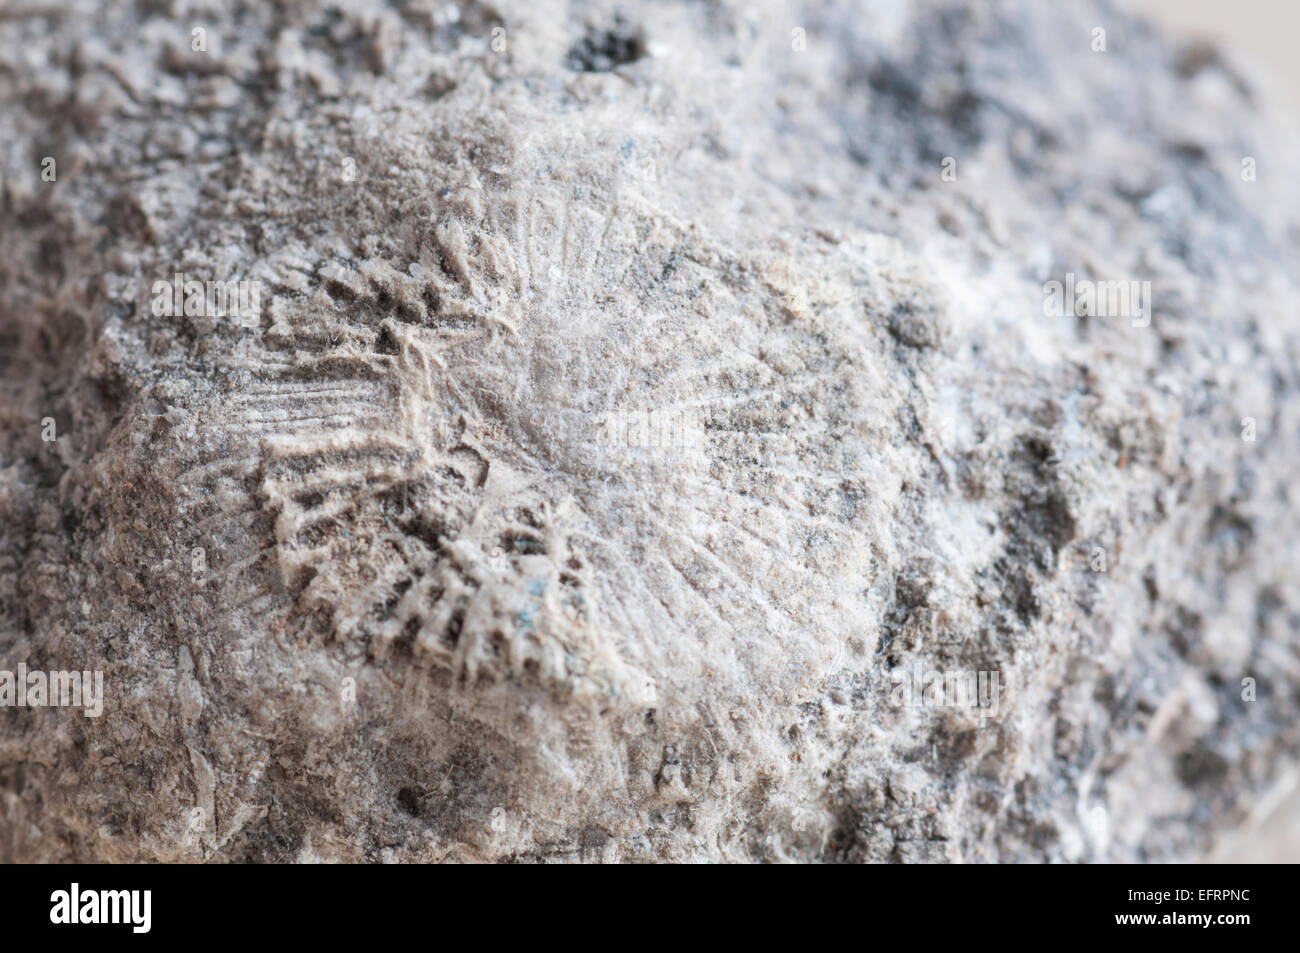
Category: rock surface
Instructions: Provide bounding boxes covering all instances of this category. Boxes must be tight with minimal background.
[1,0,1298,862]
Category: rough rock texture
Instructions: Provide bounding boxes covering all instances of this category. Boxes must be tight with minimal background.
[1,0,1298,863]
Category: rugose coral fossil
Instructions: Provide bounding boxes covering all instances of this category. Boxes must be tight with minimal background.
[1,0,1298,862]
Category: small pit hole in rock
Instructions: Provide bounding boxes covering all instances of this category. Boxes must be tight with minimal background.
[566,17,646,73]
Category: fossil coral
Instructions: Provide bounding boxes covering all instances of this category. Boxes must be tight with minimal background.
[1,0,1299,862]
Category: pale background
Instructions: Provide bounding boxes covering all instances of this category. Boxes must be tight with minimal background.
[1135,0,1300,863]
[1139,0,1300,113]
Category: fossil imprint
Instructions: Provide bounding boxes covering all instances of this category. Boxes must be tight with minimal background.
[2,0,1299,862]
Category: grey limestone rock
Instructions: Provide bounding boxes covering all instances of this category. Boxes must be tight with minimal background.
[1,0,1298,862]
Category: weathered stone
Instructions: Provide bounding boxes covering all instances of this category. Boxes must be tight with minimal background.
[1,0,1297,862]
